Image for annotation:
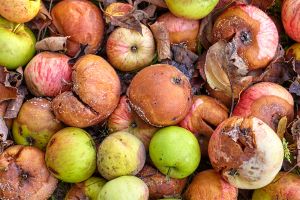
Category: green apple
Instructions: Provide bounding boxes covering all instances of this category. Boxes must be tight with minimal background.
[0,0,41,23]
[45,127,97,183]
[165,0,219,20]
[149,126,201,179]
[0,17,36,70]
[12,98,64,150]
[97,131,146,180]
[65,177,106,200]
[97,176,149,200]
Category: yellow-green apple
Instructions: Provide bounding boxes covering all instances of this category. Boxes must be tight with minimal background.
[24,52,72,97]
[12,98,64,150]
[208,116,284,189]
[97,176,149,200]
[149,126,201,179]
[165,0,219,20]
[65,177,106,200]
[0,0,41,23]
[0,17,36,70]
[106,24,156,72]
[0,145,58,199]
[45,127,97,183]
[97,131,146,180]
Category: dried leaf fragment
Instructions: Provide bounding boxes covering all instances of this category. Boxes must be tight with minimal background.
[150,22,171,61]
[36,36,69,52]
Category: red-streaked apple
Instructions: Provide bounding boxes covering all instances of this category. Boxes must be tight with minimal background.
[282,0,300,42]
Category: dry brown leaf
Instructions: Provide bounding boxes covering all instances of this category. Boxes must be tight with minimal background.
[36,36,69,52]
[134,0,167,8]
[98,0,117,8]
[28,2,52,31]
[171,44,198,66]
[4,86,27,119]
[0,84,17,102]
[291,118,300,167]
[150,22,171,61]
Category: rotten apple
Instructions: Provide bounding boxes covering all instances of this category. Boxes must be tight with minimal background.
[127,64,192,127]
[108,96,158,149]
[0,145,58,199]
[212,4,279,70]
[157,12,200,52]
[233,82,294,131]
[24,51,72,97]
[51,0,105,56]
[106,24,156,72]
[208,116,284,189]
[184,169,238,200]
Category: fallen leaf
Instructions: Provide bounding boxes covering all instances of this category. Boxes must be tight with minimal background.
[277,116,288,139]
[134,0,167,8]
[291,118,300,167]
[4,86,27,119]
[36,36,69,52]
[150,22,172,61]
[98,0,117,8]
[289,80,300,96]
[250,0,275,10]
[171,44,198,67]
[0,84,17,102]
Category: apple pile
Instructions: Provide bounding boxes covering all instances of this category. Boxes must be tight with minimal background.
[0,0,300,199]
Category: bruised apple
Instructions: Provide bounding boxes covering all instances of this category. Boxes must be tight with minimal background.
[106,24,156,72]
[282,0,300,42]
[212,4,279,70]
[108,96,158,149]
[0,145,58,199]
[24,52,72,97]
[128,64,192,127]
[233,82,294,131]
[184,169,238,200]
[137,165,187,199]
[157,12,200,52]
[51,0,105,56]
[208,116,284,189]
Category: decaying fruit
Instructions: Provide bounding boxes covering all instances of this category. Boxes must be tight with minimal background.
[0,145,58,199]
[12,98,64,150]
[127,64,192,127]
[137,165,187,199]
[233,82,294,131]
[208,116,284,189]
[212,4,279,70]
[51,0,105,56]
[104,2,133,18]
[52,54,121,128]
[184,169,238,200]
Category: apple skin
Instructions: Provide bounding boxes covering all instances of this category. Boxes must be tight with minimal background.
[286,43,300,60]
[97,176,149,200]
[0,0,41,23]
[12,98,64,150]
[65,177,107,200]
[282,0,300,42]
[106,24,156,72]
[24,52,72,97]
[149,126,201,179]
[165,0,219,20]
[97,131,146,180]
[0,17,36,70]
[45,127,97,183]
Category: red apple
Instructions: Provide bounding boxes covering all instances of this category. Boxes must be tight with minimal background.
[51,0,105,56]
[282,0,300,42]
[157,12,200,52]
[208,116,284,189]
[24,52,72,97]
[106,24,156,72]
[233,82,294,131]
[184,169,238,200]
[212,4,279,70]
[108,96,158,150]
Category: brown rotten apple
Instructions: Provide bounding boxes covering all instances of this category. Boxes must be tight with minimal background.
[184,169,238,200]
[127,64,192,127]
[51,0,105,56]
[233,82,294,131]
[52,55,121,128]
[157,12,200,52]
[212,4,279,70]
[0,145,58,199]
[208,116,284,189]
[137,165,187,199]
[106,24,156,72]
[108,96,158,149]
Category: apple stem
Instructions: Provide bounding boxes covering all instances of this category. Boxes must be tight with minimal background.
[12,24,22,33]
[165,167,171,182]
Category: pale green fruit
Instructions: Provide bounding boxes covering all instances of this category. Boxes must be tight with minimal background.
[149,126,201,179]
[165,0,219,20]
[45,127,96,183]
[0,17,36,69]
[97,176,149,200]
[97,131,146,180]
